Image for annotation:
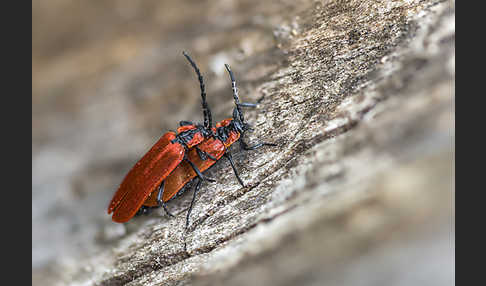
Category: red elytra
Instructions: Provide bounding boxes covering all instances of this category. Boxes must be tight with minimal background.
[107,52,213,223]
[107,132,184,223]
[107,125,210,223]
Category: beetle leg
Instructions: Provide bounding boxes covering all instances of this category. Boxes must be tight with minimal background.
[196,146,207,160]
[239,139,277,151]
[135,206,143,216]
[157,182,175,217]
[185,157,216,182]
[136,206,152,216]
[238,102,258,108]
[179,120,194,126]
[196,146,217,161]
[206,152,217,161]
[224,152,245,187]
[185,178,202,230]
[161,202,173,218]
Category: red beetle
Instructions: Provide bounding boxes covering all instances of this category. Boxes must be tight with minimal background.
[107,52,215,223]
[142,64,275,228]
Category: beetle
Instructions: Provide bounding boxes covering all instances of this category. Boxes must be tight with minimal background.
[107,52,216,223]
[142,63,276,228]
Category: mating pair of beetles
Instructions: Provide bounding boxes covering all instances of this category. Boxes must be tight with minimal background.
[108,52,275,228]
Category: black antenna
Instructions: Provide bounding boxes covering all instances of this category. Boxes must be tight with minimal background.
[224,64,245,124]
[183,51,212,129]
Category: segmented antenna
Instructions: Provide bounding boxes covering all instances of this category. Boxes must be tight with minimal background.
[224,64,245,124]
[182,51,212,129]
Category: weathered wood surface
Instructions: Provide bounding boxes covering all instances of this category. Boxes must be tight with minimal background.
[32,0,454,285]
